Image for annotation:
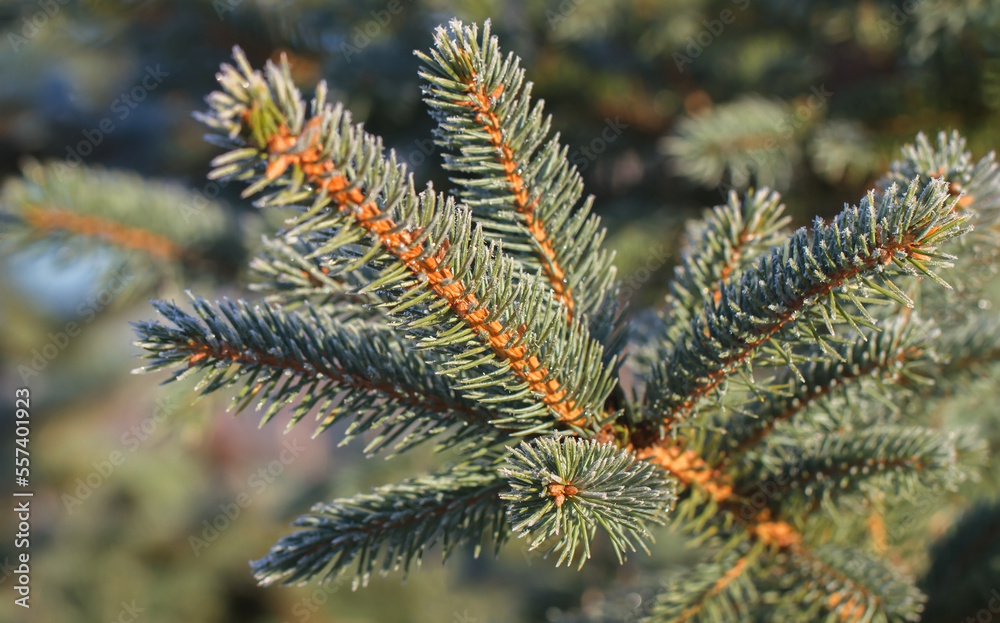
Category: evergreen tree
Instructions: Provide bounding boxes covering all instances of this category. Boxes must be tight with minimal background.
[8,16,1000,623]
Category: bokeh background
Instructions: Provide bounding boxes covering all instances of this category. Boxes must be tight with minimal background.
[1,1,999,622]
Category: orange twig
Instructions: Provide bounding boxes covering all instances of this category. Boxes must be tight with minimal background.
[676,554,751,622]
[747,509,803,550]
[22,205,183,261]
[664,234,935,428]
[459,77,576,317]
[259,119,589,426]
[635,443,734,503]
[721,347,918,466]
[710,230,754,305]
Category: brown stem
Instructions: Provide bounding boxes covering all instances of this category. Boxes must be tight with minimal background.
[259,117,589,427]
[22,205,185,261]
[663,232,930,428]
[676,554,751,622]
[458,78,576,318]
[184,339,495,426]
[709,230,753,305]
[722,348,917,467]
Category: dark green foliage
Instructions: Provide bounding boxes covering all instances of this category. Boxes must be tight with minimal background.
[920,499,1000,622]
[749,426,961,516]
[647,549,760,622]
[645,177,968,427]
[664,187,790,336]
[417,21,621,328]
[115,19,1000,623]
[790,545,926,623]
[196,47,618,434]
[252,460,509,589]
[711,317,937,467]
[133,296,503,455]
[132,24,678,592]
[247,236,389,316]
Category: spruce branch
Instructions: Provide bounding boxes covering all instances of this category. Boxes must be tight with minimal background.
[417,20,619,326]
[882,130,1000,220]
[663,96,805,190]
[19,206,182,260]
[133,296,504,454]
[747,427,963,516]
[646,177,970,429]
[0,160,241,277]
[102,19,1000,620]
[714,317,935,466]
[646,550,759,623]
[248,235,387,317]
[500,437,675,568]
[882,131,1000,322]
[664,188,790,335]
[190,47,618,431]
[788,544,925,622]
[251,461,509,588]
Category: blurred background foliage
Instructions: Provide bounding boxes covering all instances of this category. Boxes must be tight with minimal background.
[1,0,1000,621]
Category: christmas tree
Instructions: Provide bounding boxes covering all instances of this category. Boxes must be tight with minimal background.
[97,19,1000,621]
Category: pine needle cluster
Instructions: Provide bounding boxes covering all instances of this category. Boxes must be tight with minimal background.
[8,18,996,623]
